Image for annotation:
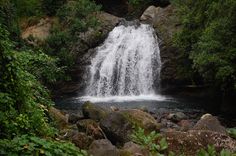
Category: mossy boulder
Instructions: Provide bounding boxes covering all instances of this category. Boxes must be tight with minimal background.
[100,109,161,145]
[82,101,109,121]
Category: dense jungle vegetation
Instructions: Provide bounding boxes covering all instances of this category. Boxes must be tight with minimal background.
[0,0,235,155]
[173,0,236,94]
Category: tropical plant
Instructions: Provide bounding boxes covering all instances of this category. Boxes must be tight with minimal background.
[197,145,234,156]
[131,127,168,155]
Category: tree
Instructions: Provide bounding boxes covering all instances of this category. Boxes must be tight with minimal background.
[173,0,236,92]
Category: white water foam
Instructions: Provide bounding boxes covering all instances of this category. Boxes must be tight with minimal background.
[78,95,168,103]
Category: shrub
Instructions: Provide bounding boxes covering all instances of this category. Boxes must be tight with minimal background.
[41,0,66,16]
[0,24,56,138]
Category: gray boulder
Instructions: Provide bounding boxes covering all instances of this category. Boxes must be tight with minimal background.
[192,114,227,134]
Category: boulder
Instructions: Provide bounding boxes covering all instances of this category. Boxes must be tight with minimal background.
[140,6,158,23]
[100,109,161,145]
[48,107,68,129]
[77,119,104,139]
[166,130,236,155]
[192,114,227,134]
[100,112,133,145]
[167,112,187,122]
[72,132,94,149]
[121,142,149,156]
[121,109,161,131]
[82,101,109,121]
[89,139,120,156]
[68,113,84,124]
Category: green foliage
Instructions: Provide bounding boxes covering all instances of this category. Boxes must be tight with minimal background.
[131,127,168,155]
[173,0,236,91]
[44,0,101,68]
[0,0,21,43]
[57,0,101,32]
[14,0,42,17]
[16,50,65,85]
[0,135,88,156]
[197,145,234,156]
[41,0,66,16]
[227,128,236,139]
[0,24,57,138]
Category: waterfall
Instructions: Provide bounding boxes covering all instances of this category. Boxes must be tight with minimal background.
[86,23,161,97]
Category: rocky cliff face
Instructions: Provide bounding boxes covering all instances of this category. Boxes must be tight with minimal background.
[140,5,185,93]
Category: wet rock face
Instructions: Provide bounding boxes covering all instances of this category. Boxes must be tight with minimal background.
[89,139,120,156]
[192,114,227,134]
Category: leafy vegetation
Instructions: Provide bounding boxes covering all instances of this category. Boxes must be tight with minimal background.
[131,127,168,155]
[44,0,101,68]
[0,0,102,154]
[0,135,87,156]
[197,145,234,156]
[227,128,236,139]
[172,0,236,93]
[0,24,56,138]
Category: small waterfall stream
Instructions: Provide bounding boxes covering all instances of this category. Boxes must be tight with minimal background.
[86,23,162,98]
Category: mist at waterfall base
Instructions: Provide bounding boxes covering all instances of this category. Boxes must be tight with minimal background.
[55,23,206,114]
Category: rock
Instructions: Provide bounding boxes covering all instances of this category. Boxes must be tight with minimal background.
[192,114,227,134]
[21,17,55,45]
[48,107,68,129]
[149,5,185,91]
[68,113,84,124]
[100,112,133,145]
[160,118,179,130]
[110,106,119,111]
[167,112,187,122]
[89,139,120,156]
[77,119,104,139]
[121,109,161,131]
[59,128,78,140]
[166,130,236,155]
[72,132,94,149]
[140,6,158,23]
[100,109,161,145]
[82,101,109,121]
[121,142,149,156]
[178,120,194,131]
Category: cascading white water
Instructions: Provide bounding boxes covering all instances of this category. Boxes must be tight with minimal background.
[86,23,161,97]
